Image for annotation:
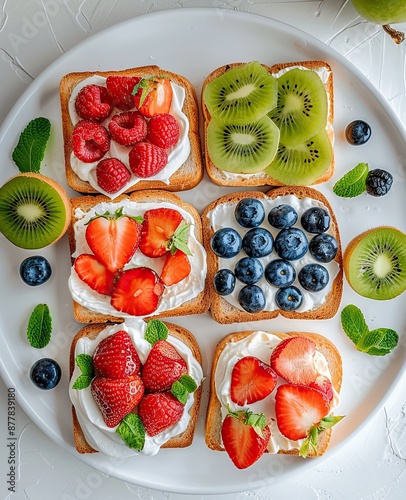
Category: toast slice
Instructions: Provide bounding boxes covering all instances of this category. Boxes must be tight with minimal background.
[205,330,343,458]
[70,321,203,454]
[202,60,334,187]
[201,186,343,324]
[60,65,203,195]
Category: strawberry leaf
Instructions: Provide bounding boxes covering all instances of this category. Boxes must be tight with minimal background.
[116,413,145,451]
[26,304,52,348]
[170,221,192,255]
[145,319,168,345]
[319,415,345,430]
[72,353,94,389]
[12,117,51,173]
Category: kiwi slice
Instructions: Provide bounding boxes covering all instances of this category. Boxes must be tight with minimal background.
[264,128,332,185]
[344,226,406,300]
[203,61,278,125]
[0,173,71,249]
[207,115,280,173]
[269,68,328,146]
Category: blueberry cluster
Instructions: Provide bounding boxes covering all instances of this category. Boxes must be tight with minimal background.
[211,197,338,313]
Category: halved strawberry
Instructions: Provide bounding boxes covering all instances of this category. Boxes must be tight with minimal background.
[230,356,277,406]
[160,250,191,286]
[221,409,270,469]
[74,254,115,295]
[111,267,164,316]
[138,392,184,436]
[308,374,334,402]
[132,76,173,118]
[85,208,142,273]
[106,75,141,110]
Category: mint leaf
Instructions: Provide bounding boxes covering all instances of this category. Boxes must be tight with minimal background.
[145,319,168,345]
[170,221,192,255]
[333,162,369,198]
[340,304,369,344]
[27,304,52,348]
[171,380,188,404]
[12,117,51,173]
[72,354,94,389]
[72,374,92,390]
[117,414,145,451]
[178,374,197,393]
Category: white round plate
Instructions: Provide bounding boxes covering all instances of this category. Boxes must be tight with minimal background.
[0,8,405,495]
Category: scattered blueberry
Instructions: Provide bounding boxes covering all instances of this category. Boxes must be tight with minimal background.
[213,269,236,295]
[365,169,393,197]
[298,264,329,292]
[345,120,371,145]
[309,233,338,263]
[275,286,303,311]
[268,204,298,229]
[235,257,264,285]
[265,259,296,288]
[238,285,266,313]
[242,227,274,258]
[211,228,242,258]
[274,227,308,261]
[301,207,330,234]
[20,256,52,286]
[30,358,61,390]
[235,198,265,228]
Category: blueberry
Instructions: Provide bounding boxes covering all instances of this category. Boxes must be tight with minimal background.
[211,228,242,258]
[20,256,52,286]
[235,257,263,284]
[301,207,330,234]
[30,358,61,390]
[213,269,236,295]
[298,264,329,292]
[235,198,265,228]
[242,227,273,258]
[274,228,308,261]
[309,234,338,263]
[265,259,296,287]
[275,286,303,311]
[268,204,298,229]
[345,120,371,145]
[365,169,393,197]
[238,285,266,313]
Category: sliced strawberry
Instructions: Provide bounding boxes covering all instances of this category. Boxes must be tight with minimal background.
[75,84,113,121]
[230,356,277,406]
[308,374,334,402]
[142,339,187,392]
[221,409,270,469]
[111,267,164,316]
[74,253,115,295]
[93,330,142,378]
[71,120,110,163]
[108,111,147,146]
[91,374,144,428]
[138,391,184,436]
[85,208,142,273]
[270,336,317,386]
[160,250,191,286]
[106,75,141,110]
[132,76,173,118]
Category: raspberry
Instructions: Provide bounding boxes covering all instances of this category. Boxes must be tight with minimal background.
[129,142,168,178]
[75,84,113,121]
[96,158,131,194]
[106,76,140,110]
[146,113,180,149]
[108,111,147,146]
[72,120,110,163]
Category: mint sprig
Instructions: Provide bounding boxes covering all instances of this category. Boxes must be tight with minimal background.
[145,319,168,346]
[333,162,369,198]
[171,374,198,404]
[27,304,52,348]
[12,117,51,173]
[116,413,145,451]
[72,354,94,389]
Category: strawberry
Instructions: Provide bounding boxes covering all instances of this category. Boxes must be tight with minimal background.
[85,208,142,273]
[71,120,110,163]
[96,158,131,194]
[142,339,187,392]
[138,392,184,436]
[111,267,164,316]
[128,142,168,178]
[93,330,142,378]
[221,409,270,469]
[160,250,191,286]
[75,84,113,121]
[132,76,173,118]
[230,356,277,406]
[146,113,180,149]
[270,336,317,386]
[108,111,147,146]
[74,254,115,295]
[308,374,334,402]
[106,75,141,110]
[91,374,144,428]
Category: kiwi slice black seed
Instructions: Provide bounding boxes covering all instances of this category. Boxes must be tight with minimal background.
[344,226,406,300]
[0,173,70,249]
[269,68,328,146]
[204,61,278,125]
[207,115,280,173]
[264,128,332,185]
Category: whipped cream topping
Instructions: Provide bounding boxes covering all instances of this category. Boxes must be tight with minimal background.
[69,320,203,457]
[207,194,340,313]
[69,75,191,198]
[69,198,207,318]
[214,331,340,454]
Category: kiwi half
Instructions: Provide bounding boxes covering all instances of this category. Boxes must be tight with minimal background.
[207,115,280,173]
[344,226,406,300]
[0,173,71,249]
[264,128,332,185]
[269,68,328,146]
[203,61,278,125]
